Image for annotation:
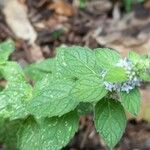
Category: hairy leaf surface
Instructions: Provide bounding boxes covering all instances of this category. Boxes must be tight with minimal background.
[95,48,120,69]
[0,62,25,82]
[18,111,79,150]
[29,76,78,118]
[0,81,32,120]
[120,88,141,116]
[71,74,107,102]
[56,46,99,78]
[95,99,126,148]
[128,51,140,64]
[24,58,56,81]
[0,40,14,62]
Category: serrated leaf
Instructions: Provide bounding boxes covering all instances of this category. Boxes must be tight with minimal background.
[128,51,140,64]
[18,111,79,150]
[120,88,141,116]
[95,48,120,69]
[0,62,25,82]
[104,67,128,83]
[0,81,32,120]
[95,99,126,148]
[29,76,78,118]
[0,60,32,120]
[24,58,56,81]
[71,74,107,102]
[56,46,99,78]
[0,39,15,62]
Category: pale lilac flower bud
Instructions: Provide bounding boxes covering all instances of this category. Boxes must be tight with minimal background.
[102,58,141,93]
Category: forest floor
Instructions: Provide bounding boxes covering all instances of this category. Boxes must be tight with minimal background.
[1,0,150,149]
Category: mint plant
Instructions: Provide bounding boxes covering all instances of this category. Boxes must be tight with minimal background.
[0,40,150,150]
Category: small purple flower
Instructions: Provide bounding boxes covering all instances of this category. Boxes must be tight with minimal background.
[116,58,133,70]
[102,58,141,93]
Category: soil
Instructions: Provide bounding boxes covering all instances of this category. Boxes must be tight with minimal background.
[0,0,150,149]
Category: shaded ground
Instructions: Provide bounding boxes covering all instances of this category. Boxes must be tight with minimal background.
[0,0,150,149]
[65,117,150,150]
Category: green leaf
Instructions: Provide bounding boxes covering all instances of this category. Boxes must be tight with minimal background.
[56,46,99,78]
[18,111,79,150]
[128,51,140,64]
[71,74,107,102]
[0,68,3,78]
[104,67,128,83]
[0,118,5,143]
[29,76,78,118]
[120,88,141,116]
[0,61,32,120]
[79,0,87,8]
[77,102,94,116]
[0,39,15,62]
[123,0,132,12]
[1,119,22,150]
[139,71,150,81]
[0,81,32,120]
[0,86,4,92]
[95,99,126,148]
[0,62,25,82]
[24,58,56,81]
[95,48,120,69]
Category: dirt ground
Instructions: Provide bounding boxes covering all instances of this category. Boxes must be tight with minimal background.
[0,0,150,149]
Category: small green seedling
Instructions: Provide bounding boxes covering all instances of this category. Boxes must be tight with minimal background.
[123,0,145,13]
[0,40,150,150]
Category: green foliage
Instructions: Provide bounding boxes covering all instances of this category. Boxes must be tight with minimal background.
[120,88,141,116]
[0,80,32,120]
[71,74,107,102]
[0,62,25,82]
[128,51,140,64]
[79,0,87,9]
[2,119,22,150]
[140,71,150,81]
[0,40,149,150]
[123,0,145,13]
[56,46,99,78]
[104,67,128,83]
[24,58,56,82]
[95,99,126,148]
[95,48,120,69]
[29,76,78,118]
[76,102,94,115]
[0,39,15,63]
[18,111,78,150]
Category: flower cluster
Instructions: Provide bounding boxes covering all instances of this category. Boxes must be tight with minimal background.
[102,58,141,93]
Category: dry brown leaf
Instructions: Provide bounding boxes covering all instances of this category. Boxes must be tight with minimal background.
[25,44,44,63]
[18,0,26,4]
[139,88,150,121]
[49,0,76,17]
[2,0,37,44]
[86,0,112,14]
[144,0,150,9]
[43,14,68,29]
[0,80,7,87]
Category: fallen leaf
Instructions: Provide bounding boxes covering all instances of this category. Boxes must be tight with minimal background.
[2,0,37,44]
[25,44,44,63]
[49,0,76,17]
